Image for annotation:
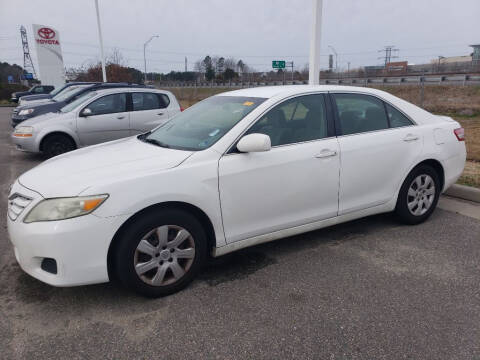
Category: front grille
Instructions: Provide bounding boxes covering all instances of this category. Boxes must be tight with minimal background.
[8,193,32,221]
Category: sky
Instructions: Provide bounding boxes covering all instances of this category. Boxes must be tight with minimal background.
[0,0,478,74]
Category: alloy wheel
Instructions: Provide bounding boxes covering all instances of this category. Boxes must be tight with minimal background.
[134,225,195,286]
[406,174,436,216]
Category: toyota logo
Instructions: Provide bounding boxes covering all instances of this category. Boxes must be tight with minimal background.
[38,27,55,40]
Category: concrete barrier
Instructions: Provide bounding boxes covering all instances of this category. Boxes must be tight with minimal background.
[445,184,480,203]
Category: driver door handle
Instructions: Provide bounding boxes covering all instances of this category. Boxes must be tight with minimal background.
[157,112,164,116]
[314,149,337,158]
[403,134,419,142]
[117,115,125,119]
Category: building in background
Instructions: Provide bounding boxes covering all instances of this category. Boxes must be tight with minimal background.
[470,44,480,66]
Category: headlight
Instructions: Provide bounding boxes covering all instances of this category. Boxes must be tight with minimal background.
[18,108,34,116]
[13,126,34,137]
[24,195,108,223]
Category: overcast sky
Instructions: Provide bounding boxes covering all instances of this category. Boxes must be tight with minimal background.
[0,0,478,74]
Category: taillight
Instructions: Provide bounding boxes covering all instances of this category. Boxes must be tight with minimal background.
[454,127,465,141]
[180,107,184,112]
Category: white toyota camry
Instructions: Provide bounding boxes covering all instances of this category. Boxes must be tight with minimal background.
[7,85,466,297]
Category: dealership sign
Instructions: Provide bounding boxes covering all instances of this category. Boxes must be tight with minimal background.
[32,24,65,87]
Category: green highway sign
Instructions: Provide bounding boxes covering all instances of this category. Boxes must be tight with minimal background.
[272,60,286,69]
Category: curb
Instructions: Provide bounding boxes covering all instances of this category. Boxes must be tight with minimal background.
[445,184,480,203]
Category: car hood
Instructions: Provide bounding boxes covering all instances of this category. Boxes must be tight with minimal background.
[16,100,55,111]
[21,94,52,101]
[14,91,30,98]
[20,111,71,127]
[18,137,193,198]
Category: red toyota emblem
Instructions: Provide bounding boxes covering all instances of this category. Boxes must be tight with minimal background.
[38,27,55,40]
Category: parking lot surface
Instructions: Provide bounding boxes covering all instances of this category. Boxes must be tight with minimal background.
[1,107,479,360]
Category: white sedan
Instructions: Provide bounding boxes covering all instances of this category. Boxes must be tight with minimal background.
[7,85,466,297]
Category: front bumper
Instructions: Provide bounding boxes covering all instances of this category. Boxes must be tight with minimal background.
[7,181,129,287]
[11,133,38,152]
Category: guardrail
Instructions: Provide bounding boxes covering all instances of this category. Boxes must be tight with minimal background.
[159,73,480,88]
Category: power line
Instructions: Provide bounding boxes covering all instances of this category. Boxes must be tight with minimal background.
[378,45,399,66]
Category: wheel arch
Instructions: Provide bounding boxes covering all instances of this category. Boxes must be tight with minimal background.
[414,158,445,191]
[106,201,216,281]
[39,131,78,152]
[393,158,446,207]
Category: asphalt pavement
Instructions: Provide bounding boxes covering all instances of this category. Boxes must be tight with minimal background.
[1,107,479,360]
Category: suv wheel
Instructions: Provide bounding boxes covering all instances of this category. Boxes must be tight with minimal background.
[113,209,207,297]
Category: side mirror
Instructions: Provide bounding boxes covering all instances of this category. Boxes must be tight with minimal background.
[237,133,271,153]
[81,108,92,117]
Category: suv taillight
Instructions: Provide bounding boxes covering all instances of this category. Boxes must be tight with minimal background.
[454,127,465,141]
[180,107,185,112]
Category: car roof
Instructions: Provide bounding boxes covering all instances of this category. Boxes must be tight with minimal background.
[217,85,395,99]
[91,87,169,95]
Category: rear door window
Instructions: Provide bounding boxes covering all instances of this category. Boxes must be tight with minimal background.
[333,94,389,135]
[385,103,413,128]
[132,93,168,111]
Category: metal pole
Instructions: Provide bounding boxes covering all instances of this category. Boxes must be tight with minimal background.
[143,43,147,84]
[420,72,425,108]
[309,0,323,85]
[94,0,106,82]
[143,35,159,84]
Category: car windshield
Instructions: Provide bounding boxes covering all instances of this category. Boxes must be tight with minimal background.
[142,96,266,151]
[52,85,90,102]
[49,84,70,96]
[60,91,97,113]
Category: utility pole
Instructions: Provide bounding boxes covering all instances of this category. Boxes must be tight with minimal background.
[143,35,159,84]
[309,0,323,85]
[94,0,107,82]
[378,45,399,67]
[185,57,188,72]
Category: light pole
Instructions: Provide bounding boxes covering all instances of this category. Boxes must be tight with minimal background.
[328,45,338,72]
[94,0,106,82]
[144,35,159,84]
[309,0,323,85]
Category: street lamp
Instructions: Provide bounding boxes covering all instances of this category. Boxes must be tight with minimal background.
[328,45,338,72]
[144,35,159,84]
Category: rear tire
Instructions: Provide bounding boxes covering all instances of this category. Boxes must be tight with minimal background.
[113,209,207,298]
[42,134,76,158]
[395,164,441,225]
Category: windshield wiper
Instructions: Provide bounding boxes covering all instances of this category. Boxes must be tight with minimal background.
[141,137,170,148]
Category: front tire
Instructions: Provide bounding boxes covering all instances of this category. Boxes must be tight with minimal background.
[42,134,76,158]
[113,209,207,297]
[395,164,441,225]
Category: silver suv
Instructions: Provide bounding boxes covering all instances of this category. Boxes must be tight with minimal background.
[12,88,181,157]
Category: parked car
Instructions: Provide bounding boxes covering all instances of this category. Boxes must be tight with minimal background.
[7,86,466,297]
[18,82,98,106]
[12,88,181,157]
[11,85,54,103]
[11,82,147,128]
